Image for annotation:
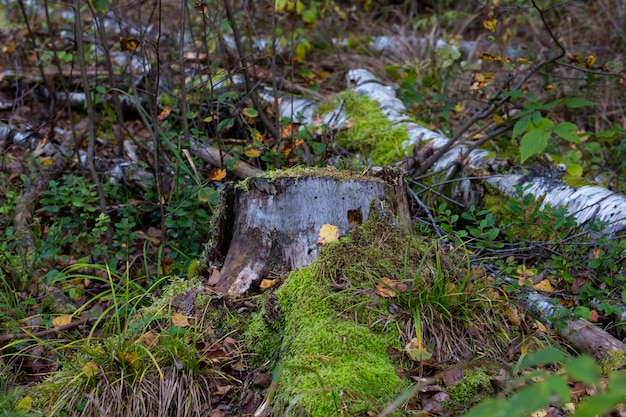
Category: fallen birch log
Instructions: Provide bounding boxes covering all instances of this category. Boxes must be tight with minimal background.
[519,290,626,361]
[264,68,626,238]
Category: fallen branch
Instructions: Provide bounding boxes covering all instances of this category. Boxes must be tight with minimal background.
[189,138,263,179]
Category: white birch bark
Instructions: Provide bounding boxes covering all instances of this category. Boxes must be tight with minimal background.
[269,68,626,238]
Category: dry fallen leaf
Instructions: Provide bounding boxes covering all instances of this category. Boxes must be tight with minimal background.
[260,279,277,289]
[207,168,226,182]
[532,279,554,292]
[82,361,100,377]
[171,312,190,327]
[317,224,339,244]
[375,277,408,298]
[140,330,159,347]
[506,307,522,326]
[376,277,397,298]
[52,315,72,328]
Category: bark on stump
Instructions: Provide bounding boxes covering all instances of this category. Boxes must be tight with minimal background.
[201,168,411,296]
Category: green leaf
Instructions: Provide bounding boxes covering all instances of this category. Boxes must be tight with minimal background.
[607,371,626,391]
[218,91,239,102]
[274,0,287,11]
[530,117,555,130]
[596,129,616,139]
[566,163,583,177]
[463,399,508,417]
[563,98,596,108]
[512,114,531,140]
[92,0,111,13]
[225,155,239,171]
[486,227,500,241]
[554,122,580,143]
[519,347,567,368]
[520,129,550,162]
[216,118,234,132]
[565,355,600,386]
[302,7,318,24]
[532,111,542,126]
[502,375,569,416]
[295,39,312,59]
[242,107,258,118]
[197,187,219,205]
[572,392,625,417]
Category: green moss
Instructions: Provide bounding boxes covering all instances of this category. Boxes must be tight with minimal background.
[243,166,378,183]
[599,350,626,376]
[261,204,427,416]
[445,368,494,412]
[318,91,412,166]
[242,307,284,369]
[187,259,199,278]
[274,265,407,416]
[562,175,595,188]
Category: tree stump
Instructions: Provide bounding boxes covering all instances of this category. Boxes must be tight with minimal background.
[199,167,411,296]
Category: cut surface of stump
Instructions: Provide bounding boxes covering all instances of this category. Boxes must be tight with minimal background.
[201,168,410,296]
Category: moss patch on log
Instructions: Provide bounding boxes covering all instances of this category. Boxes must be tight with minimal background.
[317,91,413,166]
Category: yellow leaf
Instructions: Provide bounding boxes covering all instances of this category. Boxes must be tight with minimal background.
[260,279,277,289]
[83,361,100,377]
[16,396,33,410]
[52,314,72,328]
[375,277,408,298]
[585,55,596,68]
[480,53,501,61]
[120,37,140,51]
[157,106,171,123]
[532,279,554,292]
[194,1,208,15]
[470,72,494,93]
[453,102,465,113]
[244,148,262,158]
[206,168,226,182]
[493,115,505,124]
[317,224,339,244]
[120,350,141,368]
[172,312,190,327]
[4,39,16,54]
[483,17,497,32]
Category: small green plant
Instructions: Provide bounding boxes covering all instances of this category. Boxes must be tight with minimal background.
[38,175,104,261]
[463,347,626,417]
[509,92,595,164]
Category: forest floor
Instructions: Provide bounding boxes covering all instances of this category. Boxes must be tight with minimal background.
[1,0,626,416]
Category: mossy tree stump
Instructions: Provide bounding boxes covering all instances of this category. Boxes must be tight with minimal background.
[200,167,411,296]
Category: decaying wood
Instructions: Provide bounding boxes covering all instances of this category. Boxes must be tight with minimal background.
[520,291,626,361]
[200,167,411,296]
[189,138,263,179]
